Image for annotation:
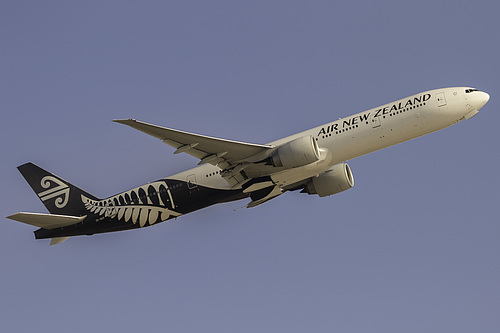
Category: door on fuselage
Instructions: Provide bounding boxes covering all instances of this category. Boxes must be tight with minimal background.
[436,92,447,107]
[187,174,197,189]
[105,200,117,218]
[371,116,381,128]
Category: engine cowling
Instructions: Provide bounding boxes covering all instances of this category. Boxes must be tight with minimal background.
[271,136,320,169]
[304,163,354,197]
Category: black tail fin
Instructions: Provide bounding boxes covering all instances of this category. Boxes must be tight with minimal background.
[17,163,100,216]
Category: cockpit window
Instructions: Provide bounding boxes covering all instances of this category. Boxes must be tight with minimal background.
[465,89,478,93]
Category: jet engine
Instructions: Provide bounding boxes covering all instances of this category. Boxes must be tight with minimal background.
[271,136,320,169]
[303,163,354,197]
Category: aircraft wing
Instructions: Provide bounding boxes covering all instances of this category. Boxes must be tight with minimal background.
[114,119,274,166]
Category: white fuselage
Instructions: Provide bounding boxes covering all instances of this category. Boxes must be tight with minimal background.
[12,86,489,241]
[169,87,488,190]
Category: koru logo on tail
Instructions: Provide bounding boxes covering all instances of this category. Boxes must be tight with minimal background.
[38,176,70,208]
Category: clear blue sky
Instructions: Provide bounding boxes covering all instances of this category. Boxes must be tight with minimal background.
[1,1,498,332]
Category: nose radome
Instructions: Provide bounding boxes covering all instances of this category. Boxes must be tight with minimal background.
[477,91,490,110]
[471,91,490,110]
[482,92,490,106]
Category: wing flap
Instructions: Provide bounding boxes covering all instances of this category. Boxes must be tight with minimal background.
[245,185,283,208]
[7,212,86,229]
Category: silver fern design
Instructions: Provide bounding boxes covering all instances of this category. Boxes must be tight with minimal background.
[81,181,181,227]
[38,176,70,208]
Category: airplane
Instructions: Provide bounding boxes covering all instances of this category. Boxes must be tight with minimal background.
[7,87,490,245]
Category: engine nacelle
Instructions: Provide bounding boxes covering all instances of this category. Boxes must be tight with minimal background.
[304,163,354,197]
[271,136,320,169]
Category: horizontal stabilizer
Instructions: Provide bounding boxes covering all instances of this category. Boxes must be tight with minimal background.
[50,237,70,245]
[6,212,86,229]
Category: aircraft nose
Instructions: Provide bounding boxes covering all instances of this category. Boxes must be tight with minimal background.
[470,91,490,110]
[481,91,490,106]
